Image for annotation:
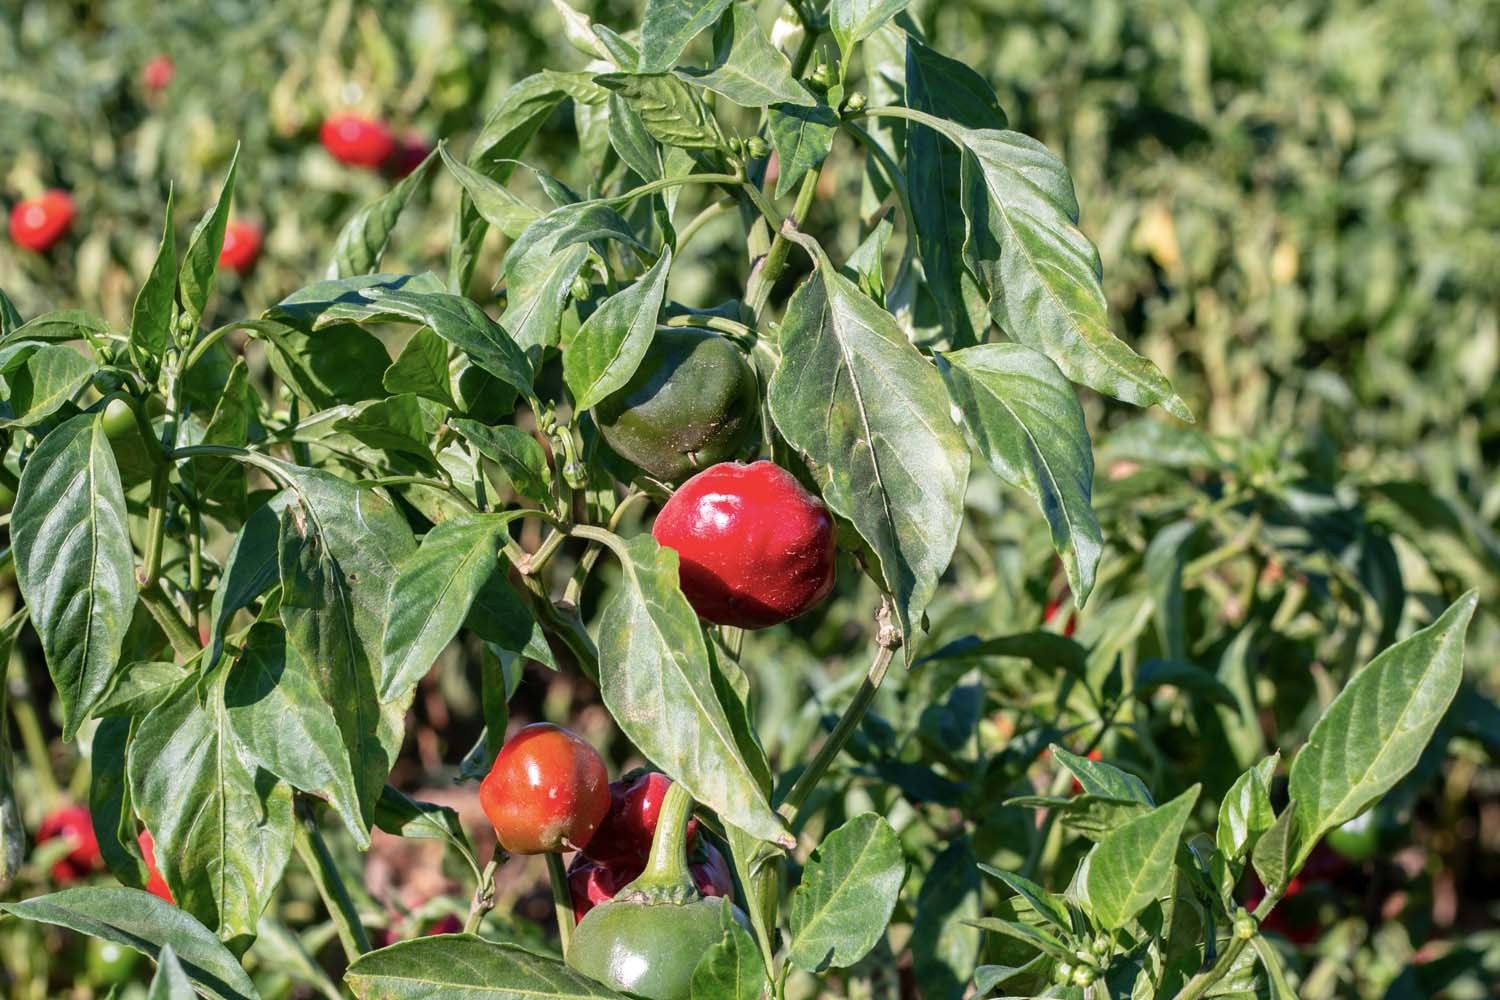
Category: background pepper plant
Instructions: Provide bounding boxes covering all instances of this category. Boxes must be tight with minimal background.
[0,1,1493,999]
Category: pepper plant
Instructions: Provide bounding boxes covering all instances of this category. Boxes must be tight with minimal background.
[0,2,1481,999]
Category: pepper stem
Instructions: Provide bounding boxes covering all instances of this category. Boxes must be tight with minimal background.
[629,781,696,894]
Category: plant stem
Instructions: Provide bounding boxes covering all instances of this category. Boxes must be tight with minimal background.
[293,800,371,963]
[138,466,170,588]
[465,853,502,935]
[636,782,695,888]
[140,586,201,661]
[747,168,820,319]
[606,173,746,208]
[546,851,575,956]
[5,664,59,808]
[1170,892,1284,1000]
[776,602,900,826]
[562,490,651,607]
[674,197,735,254]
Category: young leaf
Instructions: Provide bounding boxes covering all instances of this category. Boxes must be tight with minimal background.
[329,147,436,278]
[128,673,295,950]
[789,814,906,972]
[978,865,1072,934]
[767,103,838,198]
[383,327,459,409]
[380,514,517,702]
[224,625,369,849]
[450,419,553,504]
[595,73,728,151]
[0,888,260,1000]
[1216,754,1279,864]
[830,0,913,60]
[147,944,197,1000]
[677,2,813,108]
[638,0,734,73]
[184,357,252,520]
[690,904,767,1000]
[439,144,541,239]
[564,248,672,410]
[937,343,1101,602]
[767,234,970,659]
[1049,745,1153,804]
[206,504,280,667]
[0,288,22,334]
[12,413,138,739]
[1250,801,1299,895]
[179,150,239,328]
[594,533,789,847]
[130,190,177,378]
[343,935,621,998]
[1286,591,1477,862]
[1086,784,1200,930]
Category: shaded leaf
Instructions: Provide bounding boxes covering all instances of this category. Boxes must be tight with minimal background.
[329,149,436,278]
[789,814,906,971]
[564,248,672,410]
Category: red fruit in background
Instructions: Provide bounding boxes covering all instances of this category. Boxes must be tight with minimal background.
[218,220,262,274]
[652,461,836,629]
[142,55,174,93]
[387,132,432,178]
[9,190,75,253]
[1043,595,1077,638]
[1068,748,1103,795]
[479,723,611,855]
[138,830,173,903]
[320,114,397,169]
[424,914,463,936]
[583,772,701,867]
[568,842,734,923]
[36,805,103,883]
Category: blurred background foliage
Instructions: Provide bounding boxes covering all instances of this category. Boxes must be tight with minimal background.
[2,0,1497,997]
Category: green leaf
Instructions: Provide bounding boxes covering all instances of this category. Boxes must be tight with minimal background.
[767,236,970,659]
[767,103,838,198]
[564,248,672,410]
[1132,660,1239,709]
[0,288,22,334]
[96,660,195,719]
[595,533,788,847]
[329,148,436,278]
[596,73,728,151]
[1250,802,1299,895]
[829,0,912,60]
[261,321,392,409]
[383,327,459,409]
[1086,784,1200,930]
[1287,591,1477,862]
[690,903,767,1000]
[938,343,1101,602]
[502,202,645,355]
[0,888,260,1000]
[1144,519,1198,663]
[272,466,416,820]
[1251,935,1299,1000]
[373,786,479,879]
[12,413,138,739]
[841,211,894,305]
[185,357,253,519]
[130,191,177,378]
[950,125,1190,420]
[344,935,624,998]
[179,150,239,328]
[966,918,1071,960]
[1002,794,1150,842]
[451,419,553,504]
[439,144,540,240]
[128,672,295,950]
[207,504,280,667]
[1216,754,1279,864]
[677,2,813,108]
[789,814,906,971]
[380,514,516,702]
[911,839,983,1000]
[0,610,25,891]
[89,716,148,889]
[638,0,734,73]
[225,624,369,849]
[978,865,1071,934]
[3,309,111,345]
[146,944,197,1000]
[333,395,440,468]
[917,631,1088,676]
[0,343,98,428]
[1049,746,1153,804]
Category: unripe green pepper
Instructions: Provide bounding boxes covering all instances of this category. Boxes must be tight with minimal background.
[566,782,748,999]
[593,327,759,484]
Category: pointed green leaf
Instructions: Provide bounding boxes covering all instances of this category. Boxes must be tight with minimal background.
[330,148,436,278]
[565,248,672,410]
[1216,754,1279,864]
[451,419,553,504]
[830,0,912,60]
[12,413,138,738]
[789,814,906,971]
[767,103,837,198]
[1086,785,1200,930]
[690,903,767,1000]
[1287,591,1477,861]
[0,343,98,428]
[938,342,1101,602]
[767,236,970,659]
[130,192,177,376]
[179,150,239,327]
[147,944,197,1000]
[677,2,813,108]
[344,935,624,998]
[1250,801,1299,895]
[638,0,734,73]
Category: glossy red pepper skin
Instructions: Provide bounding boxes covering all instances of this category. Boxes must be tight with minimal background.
[319,114,398,169]
[479,723,611,855]
[583,772,700,867]
[218,220,262,274]
[36,804,103,883]
[9,190,75,253]
[652,461,836,629]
